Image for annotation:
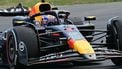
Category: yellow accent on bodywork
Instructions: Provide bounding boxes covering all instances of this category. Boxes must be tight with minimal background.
[29,2,52,22]
[34,2,51,22]
[73,40,95,54]
[15,21,24,24]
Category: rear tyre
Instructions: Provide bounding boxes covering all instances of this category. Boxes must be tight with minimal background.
[5,26,39,69]
[107,17,122,65]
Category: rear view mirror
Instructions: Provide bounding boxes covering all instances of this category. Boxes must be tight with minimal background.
[84,16,96,21]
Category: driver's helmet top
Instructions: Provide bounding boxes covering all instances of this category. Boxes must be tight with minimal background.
[41,15,57,25]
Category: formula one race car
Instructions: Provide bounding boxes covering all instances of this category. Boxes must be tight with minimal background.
[0,0,122,69]
[0,3,29,16]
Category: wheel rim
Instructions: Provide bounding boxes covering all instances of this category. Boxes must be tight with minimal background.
[8,35,16,64]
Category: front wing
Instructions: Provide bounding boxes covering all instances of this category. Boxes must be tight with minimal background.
[27,47,122,66]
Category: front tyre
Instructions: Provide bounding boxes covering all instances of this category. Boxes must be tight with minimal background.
[107,17,122,65]
[5,26,39,69]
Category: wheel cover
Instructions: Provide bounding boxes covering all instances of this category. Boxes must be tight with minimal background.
[8,35,16,63]
[6,31,18,69]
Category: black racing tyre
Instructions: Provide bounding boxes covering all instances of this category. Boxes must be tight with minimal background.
[5,26,39,69]
[107,17,122,65]
[13,26,39,58]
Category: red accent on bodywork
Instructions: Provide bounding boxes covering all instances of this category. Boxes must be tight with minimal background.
[52,33,60,37]
[68,39,75,49]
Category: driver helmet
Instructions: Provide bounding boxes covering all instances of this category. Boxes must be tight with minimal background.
[41,15,57,26]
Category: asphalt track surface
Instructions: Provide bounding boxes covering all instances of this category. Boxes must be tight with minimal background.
[0,2,122,69]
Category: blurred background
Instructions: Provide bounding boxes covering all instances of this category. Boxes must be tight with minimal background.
[0,0,122,7]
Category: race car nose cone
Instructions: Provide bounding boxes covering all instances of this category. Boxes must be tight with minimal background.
[74,40,95,54]
[68,39,95,57]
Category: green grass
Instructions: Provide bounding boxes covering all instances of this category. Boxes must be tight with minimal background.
[0,0,122,7]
